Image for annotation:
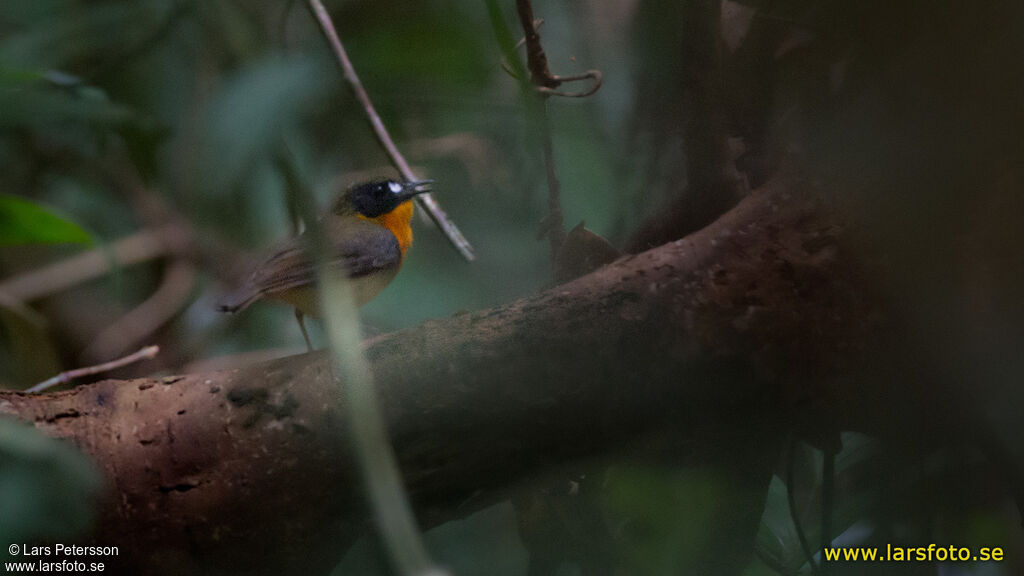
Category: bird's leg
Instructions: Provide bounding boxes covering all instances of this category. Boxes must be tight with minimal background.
[295,308,313,352]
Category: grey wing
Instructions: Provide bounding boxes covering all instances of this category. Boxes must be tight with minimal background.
[251,220,401,293]
[218,221,400,312]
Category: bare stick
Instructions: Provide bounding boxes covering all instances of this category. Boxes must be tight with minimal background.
[500,18,602,98]
[514,0,566,258]
[503,0,602,260]
[82,260,197,363]
[306,0,474,262]
[0,226,180,303]
[537,109,566,256]
[515,0,557,89]
[25,345,159,394]
[0,290,47,329]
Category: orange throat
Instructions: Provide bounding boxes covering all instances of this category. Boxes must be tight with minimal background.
[364,200,414,256]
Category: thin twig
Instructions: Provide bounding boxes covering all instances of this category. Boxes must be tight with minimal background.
[515,0,556,89]
[512,0,570,259]
[496,5,599,255]
[512,1,602,97]
[306,0,475,262]
[499,18,545,79]
[536,69,602,98]
[25,345,159,393]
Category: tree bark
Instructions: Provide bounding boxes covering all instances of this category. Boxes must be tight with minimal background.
[0,174,874,575]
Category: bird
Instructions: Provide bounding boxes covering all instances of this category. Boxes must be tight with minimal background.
[217,178,432,349]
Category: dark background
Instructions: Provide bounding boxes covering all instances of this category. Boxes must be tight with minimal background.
[1,0,1023,574]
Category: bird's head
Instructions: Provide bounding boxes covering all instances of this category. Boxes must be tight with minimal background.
[332,179,433,218]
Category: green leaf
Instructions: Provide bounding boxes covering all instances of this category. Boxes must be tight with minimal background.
[197,55,324,203]
[0,1,168,71]
[0,72,135,130]
[0,417,101,555]
[755,475,803,574]
[754,435,885,575]
[603,465,726,575]
[0,194,92,246]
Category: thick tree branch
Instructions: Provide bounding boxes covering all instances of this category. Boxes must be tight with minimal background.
[0,174,874,575]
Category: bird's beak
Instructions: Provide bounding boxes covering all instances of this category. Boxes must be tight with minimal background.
[398,180,433,202]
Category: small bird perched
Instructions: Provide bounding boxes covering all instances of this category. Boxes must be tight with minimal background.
[217,179,432,349]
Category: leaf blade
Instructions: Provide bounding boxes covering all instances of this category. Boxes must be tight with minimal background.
[0,194,92,246]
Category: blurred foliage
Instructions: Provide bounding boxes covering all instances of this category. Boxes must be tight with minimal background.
[0,417,101,562]
[603,465,729,573]
[0,0,1022,574]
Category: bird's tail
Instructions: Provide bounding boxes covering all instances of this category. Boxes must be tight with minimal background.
[217,288,260,314]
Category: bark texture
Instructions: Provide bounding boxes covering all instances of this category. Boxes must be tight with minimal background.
[0,174,875,575]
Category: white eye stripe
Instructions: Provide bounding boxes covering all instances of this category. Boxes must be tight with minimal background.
[388,181,403,193]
